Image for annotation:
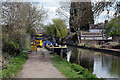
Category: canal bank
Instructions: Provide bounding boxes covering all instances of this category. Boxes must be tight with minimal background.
[62,43,120,56]
[51,55,102,79]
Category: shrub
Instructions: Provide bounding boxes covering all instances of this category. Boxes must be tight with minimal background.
[2,41,20,56]
[78,43,84,46]
[84,43,89,47]
[94,45,101,48]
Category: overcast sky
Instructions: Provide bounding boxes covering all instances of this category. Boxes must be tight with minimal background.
[36,0,116,27]
[38,1,60,25]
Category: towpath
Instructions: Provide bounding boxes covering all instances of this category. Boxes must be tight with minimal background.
[16,48,65,78]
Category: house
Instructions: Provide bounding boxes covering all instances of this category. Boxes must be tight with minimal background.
[81,23,104,40]
[89,23,104,33]
[81,32,103,40]
[81,23,112,45]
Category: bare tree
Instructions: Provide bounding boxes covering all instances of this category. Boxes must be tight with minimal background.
[93,1,120,18]
[56,2,70,19]
[18,3,47,34]
[1,2,47,35]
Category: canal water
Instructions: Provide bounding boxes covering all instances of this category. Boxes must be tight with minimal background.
[0,52,2,71]
[66,46,120,78]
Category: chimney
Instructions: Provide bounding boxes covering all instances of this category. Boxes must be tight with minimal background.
[104,20,108,24]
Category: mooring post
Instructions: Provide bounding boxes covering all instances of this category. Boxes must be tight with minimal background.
[60,49,63,60]
[52,44,54,54]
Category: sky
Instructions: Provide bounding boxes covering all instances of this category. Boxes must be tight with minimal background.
[38,1,61,25]
[35,0,117,27]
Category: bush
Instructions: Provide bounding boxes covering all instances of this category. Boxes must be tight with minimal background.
[94,45,101,48]
[2,41,20,56]
[107,42,119,46]
[78,43,84,46]
[84,43,89,47]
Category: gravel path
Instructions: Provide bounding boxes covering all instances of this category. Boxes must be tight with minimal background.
[16,48,65,78]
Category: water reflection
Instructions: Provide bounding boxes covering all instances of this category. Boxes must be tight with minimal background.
[66,46,120,78]
[67,50,71,62]
[0,52,2,71]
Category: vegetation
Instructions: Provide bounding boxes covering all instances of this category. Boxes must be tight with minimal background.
[94,45,101,48]
[2,3,47,35]
[52,55,103,79]
[69,2,94,32]
[58,2,120,44]
[41,52,45,57]
[105,17,120,36]
[69,2,94,43]
[84,43,89,47]
[43,19,68,38]
[2,41,20,56]
[1,2,47,64]
[1,52,28,78]
[1,3,47,78]
[1,2,47,54]
[93,2,120,18]
[58,2,120,21]
[78,43,84,46]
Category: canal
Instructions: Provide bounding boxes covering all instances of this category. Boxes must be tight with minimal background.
[66,46,120,78]
[0,52,1,71]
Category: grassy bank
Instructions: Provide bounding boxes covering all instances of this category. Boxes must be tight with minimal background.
[1,52,28,78]
[51,55,103,80]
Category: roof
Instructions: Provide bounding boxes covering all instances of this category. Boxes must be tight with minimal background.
[90,23,104,29]
[81,32,102,37]
[82,32,102,35]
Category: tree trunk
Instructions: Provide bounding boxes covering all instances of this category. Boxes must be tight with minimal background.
[80,32,81,43]
[76,31,81,44]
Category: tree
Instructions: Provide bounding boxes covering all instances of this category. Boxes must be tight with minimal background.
[2,2,47,35]
[56,2,70,19]
[43,19,68,38]
[57,2,94,31]
[1,2,47,53]
[93,2,120,18]
[105,17,120,36]
[70,2,94,31]
[69,2,94,43]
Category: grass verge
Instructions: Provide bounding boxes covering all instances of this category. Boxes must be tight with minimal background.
[0,52,28,78]
[51,55,103,80]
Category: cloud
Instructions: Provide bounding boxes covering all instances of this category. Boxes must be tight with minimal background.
[45,6,57,13]
[38,2,60,25]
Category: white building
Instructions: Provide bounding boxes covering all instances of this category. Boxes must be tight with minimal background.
[81,23,112,40]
